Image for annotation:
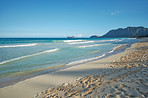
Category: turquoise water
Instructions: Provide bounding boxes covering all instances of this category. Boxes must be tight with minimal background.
[0,38,138,87]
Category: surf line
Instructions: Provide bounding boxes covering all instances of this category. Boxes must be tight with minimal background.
[0,43,37,48]
[0,48,59,65]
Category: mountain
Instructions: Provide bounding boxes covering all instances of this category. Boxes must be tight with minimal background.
[101,26,148,38]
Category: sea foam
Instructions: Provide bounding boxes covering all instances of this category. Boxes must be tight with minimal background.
[67,54,106,66]
[96,39,123,43]
[0,43,37,48]
[64,40,84,43]
[0,48,59,65]
[108,44,128,53]
[77,44,109,48]
[68,41,94,44]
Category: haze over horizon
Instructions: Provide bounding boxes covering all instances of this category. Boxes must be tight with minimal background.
[0,0,148,38]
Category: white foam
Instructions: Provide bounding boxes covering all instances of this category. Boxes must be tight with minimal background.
[108,44,127,53]
[67,54,106,66]
[44,48,59,53]
[78,44,109,48]
[108,46,120,54]
[68,41,94,44]
[64,40,84,43]
[0,43,37,48]
[108,49,114,53]
[0,48,59,65]
[65,39,122,44]
[96,39,123,43]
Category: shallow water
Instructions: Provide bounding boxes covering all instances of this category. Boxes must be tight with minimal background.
[0,38,138,87]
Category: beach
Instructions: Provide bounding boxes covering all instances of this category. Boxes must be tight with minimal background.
[0,38,135,88]
[1,0,148,97]
[36,39,148,98]
[0,38,148,98]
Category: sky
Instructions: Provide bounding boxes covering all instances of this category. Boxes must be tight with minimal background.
[0,0,148,38]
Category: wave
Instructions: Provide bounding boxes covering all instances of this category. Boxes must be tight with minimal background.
[48,40,85,43]
[68,41,94,44]
[67,54,106,66]
[108,44,128,53]
[64,40,84,43]
[77,43,109,48]
[67,44,128,66]
[0,43,37,48]
[96,39,123,43]
[0,48,59,65]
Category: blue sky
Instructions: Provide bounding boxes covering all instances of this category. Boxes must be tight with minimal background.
[0,0,148,38]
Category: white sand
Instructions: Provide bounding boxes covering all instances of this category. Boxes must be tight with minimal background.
[0,43,137,98]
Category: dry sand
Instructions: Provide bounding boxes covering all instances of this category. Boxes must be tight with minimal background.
[0,39,148,98]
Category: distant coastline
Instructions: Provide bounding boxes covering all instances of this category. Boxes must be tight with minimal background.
[67,36,75,38]
[90,26,148,38]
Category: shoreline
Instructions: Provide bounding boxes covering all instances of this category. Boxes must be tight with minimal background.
[0,43,130,88]
[0,39,146,98]
[38,39,148,98]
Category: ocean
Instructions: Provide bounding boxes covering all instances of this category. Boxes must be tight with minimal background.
[0,38,138,87]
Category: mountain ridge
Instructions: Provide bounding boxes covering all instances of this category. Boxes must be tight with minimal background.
[100,26,148,38]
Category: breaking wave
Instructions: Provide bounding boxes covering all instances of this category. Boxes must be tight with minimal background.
[77,44,109,48]
[108,44,129,53]
[64,40,84,43]
[67,41,94,44]
[0,43,37,48]
[67,54,106,66]
[0,48,59,65]
[96,39,123,43]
